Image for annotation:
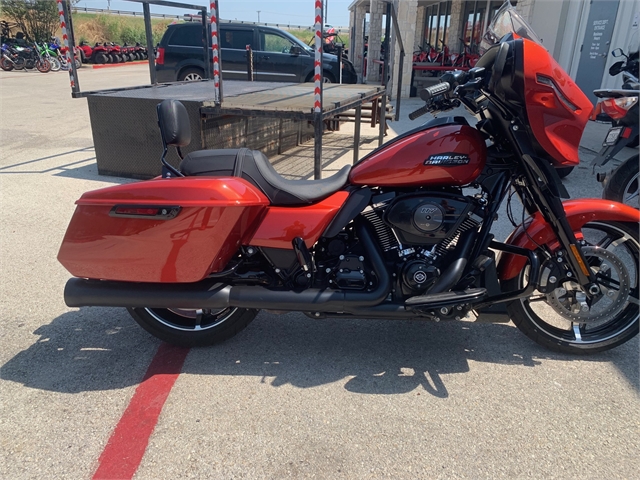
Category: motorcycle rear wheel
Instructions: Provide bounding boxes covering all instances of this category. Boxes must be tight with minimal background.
[505,221,639,354]
[127,306,258,347]
[603,155,639,209]
[49,57,61,72]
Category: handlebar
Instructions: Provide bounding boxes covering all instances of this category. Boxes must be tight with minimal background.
[408,82,453,120]
[419,82,451,101]
[408,104,433,121]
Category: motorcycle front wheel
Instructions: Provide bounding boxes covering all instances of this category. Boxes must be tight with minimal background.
[603,155,639,209]
[505,221,639,354]
[36,59,51,73]
[127,306,258,347]
[0,57,13,71]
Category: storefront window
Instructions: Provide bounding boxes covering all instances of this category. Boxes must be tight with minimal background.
[424,1,452,49]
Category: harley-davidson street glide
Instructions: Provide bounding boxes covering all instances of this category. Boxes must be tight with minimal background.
[59,3,639,354]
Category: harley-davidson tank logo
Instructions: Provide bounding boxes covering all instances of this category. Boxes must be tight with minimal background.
[424,153,471,166]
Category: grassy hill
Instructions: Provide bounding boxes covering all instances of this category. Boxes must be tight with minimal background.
[72,13,172,45]
[71,13,332,48]
[0,11,345,48]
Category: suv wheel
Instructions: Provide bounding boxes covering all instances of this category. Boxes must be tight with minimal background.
[179,67,204,82]
[323,71,335,83]
[306,71,336,84]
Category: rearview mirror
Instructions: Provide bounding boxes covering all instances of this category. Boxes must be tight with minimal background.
[290,45,302,56]
[611,48,625,57]
[609,60,624,76]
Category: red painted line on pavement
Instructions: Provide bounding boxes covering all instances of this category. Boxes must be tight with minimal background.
[92,343,190,480]
[90,61,149,69]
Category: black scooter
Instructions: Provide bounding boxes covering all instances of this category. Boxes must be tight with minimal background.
[592,46,639,208]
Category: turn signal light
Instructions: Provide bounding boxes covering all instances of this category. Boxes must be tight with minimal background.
[109,205,181,219]
[600,97,638,120]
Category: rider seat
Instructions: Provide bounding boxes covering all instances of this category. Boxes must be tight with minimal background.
[157,99,350,206]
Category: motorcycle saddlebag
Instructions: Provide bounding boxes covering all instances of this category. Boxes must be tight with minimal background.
[58,176,269,283]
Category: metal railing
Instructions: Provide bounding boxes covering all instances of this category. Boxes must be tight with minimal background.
[72,7,348,32]
[73,6,181,19]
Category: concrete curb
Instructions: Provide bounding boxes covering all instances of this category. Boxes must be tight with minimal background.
[89,61,150,69]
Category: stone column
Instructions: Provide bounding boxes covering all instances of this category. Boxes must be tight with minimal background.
[366,0,384,83]
[449,0,464,54]
[389,0,418,98]
[415,5,426,49]
[353,3,368,80]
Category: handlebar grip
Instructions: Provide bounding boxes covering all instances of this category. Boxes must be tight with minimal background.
[408,104,431,121]
[419,82,451,101]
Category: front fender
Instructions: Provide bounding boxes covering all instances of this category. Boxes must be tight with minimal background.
[498,199,639,281]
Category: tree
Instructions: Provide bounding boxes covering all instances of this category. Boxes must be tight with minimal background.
[0,0,60,42]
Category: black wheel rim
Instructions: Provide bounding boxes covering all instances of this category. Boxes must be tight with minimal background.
[144,307,238,332]
[622,171,639,208]
[520,222,639,345]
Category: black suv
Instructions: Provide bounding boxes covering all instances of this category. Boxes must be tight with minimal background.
[156,22,357,84]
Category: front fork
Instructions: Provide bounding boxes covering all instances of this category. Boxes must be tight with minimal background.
[515,156,601,298]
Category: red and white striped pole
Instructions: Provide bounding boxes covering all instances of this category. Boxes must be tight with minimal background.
[313,0,323,179]
[313,0,323,114]
[210,0,221,104]
[57,0,78,95]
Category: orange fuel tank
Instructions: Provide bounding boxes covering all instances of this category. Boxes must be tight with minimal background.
[349,122,487,187]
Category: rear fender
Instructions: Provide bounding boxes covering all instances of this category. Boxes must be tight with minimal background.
[498,199,640,281]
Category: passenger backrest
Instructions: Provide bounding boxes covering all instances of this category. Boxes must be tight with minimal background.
[157,99,191,147]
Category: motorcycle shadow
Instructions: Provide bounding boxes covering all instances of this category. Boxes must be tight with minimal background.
[1,309,637,397]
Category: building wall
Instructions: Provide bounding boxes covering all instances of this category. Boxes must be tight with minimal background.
[602,0,639,89]
[528,0,564,58]
[350,0,638,98]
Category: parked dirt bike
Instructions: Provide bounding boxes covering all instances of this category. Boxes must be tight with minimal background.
[59,3,639,354]
[36,41,61,71]
[412,43,438,64]
[592,38,639,208]
[433,39,452,65]
[454,38,480,68]
[48,37,82,70]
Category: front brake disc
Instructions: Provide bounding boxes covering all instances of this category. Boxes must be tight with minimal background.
[546,246,631,323]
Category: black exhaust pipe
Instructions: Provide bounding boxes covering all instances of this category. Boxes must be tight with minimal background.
[64,221,391,314]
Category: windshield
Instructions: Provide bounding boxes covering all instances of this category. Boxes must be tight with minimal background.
[479,1,542,54]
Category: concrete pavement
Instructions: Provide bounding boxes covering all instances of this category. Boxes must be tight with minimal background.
[0,65,638,479]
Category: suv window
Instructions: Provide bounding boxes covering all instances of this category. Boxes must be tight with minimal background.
[220,28,254,50]
[260,31,296,53]
[169,26,203,47]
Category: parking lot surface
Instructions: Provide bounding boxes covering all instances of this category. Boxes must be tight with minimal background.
[0,66,638,479]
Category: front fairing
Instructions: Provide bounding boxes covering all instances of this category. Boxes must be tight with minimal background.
[521,39,592,165]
